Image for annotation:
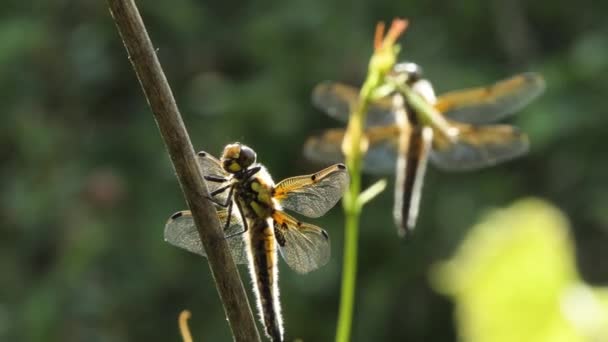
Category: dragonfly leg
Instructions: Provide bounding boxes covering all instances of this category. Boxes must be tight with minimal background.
[210,183,231,197]
[206,184,233,207]
[224,199,248,239]
[222,198,235,232]
[206,195,227,207]
[204,175,227,183]
[241,166,261,180]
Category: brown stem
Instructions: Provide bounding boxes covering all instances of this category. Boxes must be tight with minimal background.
[106,1,261,341]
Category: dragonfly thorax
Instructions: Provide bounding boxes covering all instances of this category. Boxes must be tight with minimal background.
[411,78,437,104]
[235,168,276,220]
[392,61,423,84]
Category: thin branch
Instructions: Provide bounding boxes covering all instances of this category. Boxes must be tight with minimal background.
[106,1,261,341]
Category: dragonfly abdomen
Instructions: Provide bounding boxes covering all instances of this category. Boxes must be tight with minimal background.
[247,218,283,342]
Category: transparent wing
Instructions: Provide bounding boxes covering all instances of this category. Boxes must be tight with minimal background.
[272,211,330,274]
[303,128,346,167]
[430,123,529,171]
[197,150,225,176]
[303,126,399,175]
[362,125,401,174]
[435,73,545,124]
[312,82,397,127]
[273,164,349,218]
[163,209,248,264]
[197,151,231,203]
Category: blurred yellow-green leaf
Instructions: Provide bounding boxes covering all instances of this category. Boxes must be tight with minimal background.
[430,198,608,342]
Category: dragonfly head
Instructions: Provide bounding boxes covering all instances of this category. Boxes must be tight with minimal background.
[221,143,257,174]
[392,61,423,84]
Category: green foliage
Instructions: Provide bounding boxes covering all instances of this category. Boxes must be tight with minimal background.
[431,198,608,342]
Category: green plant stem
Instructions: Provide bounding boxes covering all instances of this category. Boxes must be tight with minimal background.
[335,97,371,342]
[334,20,402,341]
[336,203,360,342]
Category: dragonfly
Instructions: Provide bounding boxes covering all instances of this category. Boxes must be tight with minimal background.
[304,62,545,237]
[164,143,349,342]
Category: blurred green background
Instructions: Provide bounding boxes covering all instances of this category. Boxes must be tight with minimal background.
[2,0,608,341]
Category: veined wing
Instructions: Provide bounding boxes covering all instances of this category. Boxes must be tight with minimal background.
[312,82,396,127]
[164,209,248,264]
[430,123,529,171]
[197,150,225,176]
[435,73,545,124]
[303,126,400,175]
[273,164,349,218]
[303,128,345,168]
[197,151,231,202]
[272,211,330,274]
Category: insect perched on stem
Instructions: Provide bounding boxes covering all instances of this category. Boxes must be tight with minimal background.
[305,62,545,237]
[165,143,349,341]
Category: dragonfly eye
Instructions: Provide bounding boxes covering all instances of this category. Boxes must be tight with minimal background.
[393,62,423,83]
[238,145,257,168]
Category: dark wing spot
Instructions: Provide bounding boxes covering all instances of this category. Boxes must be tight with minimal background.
[337,164,346,170]
[170,211,184,219]
[197,151,207,157]
[311,174,317,181]
[273,221,287,247]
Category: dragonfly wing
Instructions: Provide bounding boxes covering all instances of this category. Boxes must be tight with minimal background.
[164,209,248,264]
[435,73,545,124]
[430,123,529,171]
[303,127,399,175]
[303,128,346,167]
[273,211,330,274]
[312,82,354,123]
[197,150,225,176]
[312,82,396,126]
[363,125,400,174]
[273,164,349,218]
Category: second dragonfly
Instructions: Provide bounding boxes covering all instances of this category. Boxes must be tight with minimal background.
[305,62,545,237]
